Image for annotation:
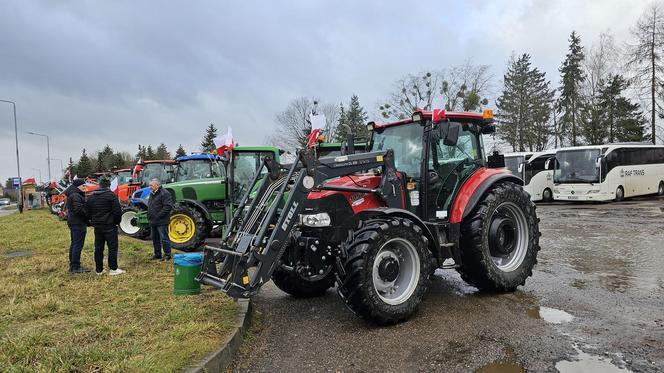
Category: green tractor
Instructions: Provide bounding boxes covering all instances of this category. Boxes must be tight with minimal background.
[133,147,281,251]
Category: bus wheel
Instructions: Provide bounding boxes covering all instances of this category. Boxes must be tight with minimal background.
[658,181,664,196]
[542,188,553,202]
[615,186,625,202]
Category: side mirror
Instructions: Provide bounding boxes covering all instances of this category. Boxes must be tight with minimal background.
[518,162,524,173]
[595,156,602,167]
[443,122,460,146]
[544,158,552,170]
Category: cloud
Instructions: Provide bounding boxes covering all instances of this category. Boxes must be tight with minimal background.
[0,0,654,182]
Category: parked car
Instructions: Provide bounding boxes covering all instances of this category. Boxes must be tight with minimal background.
[0,198,11,206]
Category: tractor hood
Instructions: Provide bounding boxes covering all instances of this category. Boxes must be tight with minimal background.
[307,174,384,213]
[164,177,227,203]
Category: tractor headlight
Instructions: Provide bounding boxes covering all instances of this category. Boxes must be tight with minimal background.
[300,213,331,227]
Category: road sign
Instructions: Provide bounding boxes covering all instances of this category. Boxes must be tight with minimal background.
[12,177,20,188]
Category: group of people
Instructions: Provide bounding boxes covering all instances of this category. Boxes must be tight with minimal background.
[64,178,175,274]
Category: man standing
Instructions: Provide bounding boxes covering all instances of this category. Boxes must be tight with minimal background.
[85,177,125,275]
[64,179,90,273]
[147,179,173,260]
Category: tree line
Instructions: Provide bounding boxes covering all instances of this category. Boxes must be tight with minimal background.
[270,4,664,151]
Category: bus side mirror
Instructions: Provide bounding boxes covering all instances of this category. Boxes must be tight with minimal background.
[518,162,524,173]
[595,156,602,167]
[443,123,460,146]
[544,158,551,170]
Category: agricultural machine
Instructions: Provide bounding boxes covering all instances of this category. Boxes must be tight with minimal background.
[112,168,141,205]
[198,108,541,324]
[117,160,176,238]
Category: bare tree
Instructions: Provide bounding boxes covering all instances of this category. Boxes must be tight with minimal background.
[269,97,339,150]
[379,63,493,121]
[626,4,664,144]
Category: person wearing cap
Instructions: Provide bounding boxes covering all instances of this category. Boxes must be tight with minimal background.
[64,179,90,273]
[85,177,125,275]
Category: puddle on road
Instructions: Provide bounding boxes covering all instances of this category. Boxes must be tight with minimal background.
[475,348,525,373]
[2,250,32,258]
[555,346,631,373]
[527,306,574,324]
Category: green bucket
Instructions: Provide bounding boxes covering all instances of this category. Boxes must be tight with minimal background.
[173,253,203,295]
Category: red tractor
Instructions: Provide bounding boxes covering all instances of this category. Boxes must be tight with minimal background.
[199,109,540,324]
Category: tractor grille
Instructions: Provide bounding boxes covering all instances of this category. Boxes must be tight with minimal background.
[183,187,197,200]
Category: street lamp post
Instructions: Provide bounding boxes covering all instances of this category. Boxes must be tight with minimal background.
[27,131,51,181]
[0,99,22,213]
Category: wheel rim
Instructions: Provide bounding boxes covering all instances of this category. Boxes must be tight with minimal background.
[617,187,623,200]
[372,238,420,305]
[543,189,551,200]
[120,211,140,235]
[169,213,195,243]
[488,201,529,272]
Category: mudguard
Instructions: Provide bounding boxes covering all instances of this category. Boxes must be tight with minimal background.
[449,168,522,224]
[355,207,437,253]
[178,198,212,222]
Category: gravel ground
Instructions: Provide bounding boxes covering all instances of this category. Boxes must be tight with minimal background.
[228,197,664,372]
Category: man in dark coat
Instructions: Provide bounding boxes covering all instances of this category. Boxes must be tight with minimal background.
[64,179,90,273]
[147,179,173,260]
[85,177,124,275]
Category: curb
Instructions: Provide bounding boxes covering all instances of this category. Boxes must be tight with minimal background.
[184,299,252,373]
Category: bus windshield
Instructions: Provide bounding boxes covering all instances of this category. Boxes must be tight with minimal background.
[504,156,524,177]
[554,149,600,183]
[176,159,224,182]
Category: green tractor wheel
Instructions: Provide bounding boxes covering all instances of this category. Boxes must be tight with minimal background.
[119,206,150,239]
[168,203,207,252]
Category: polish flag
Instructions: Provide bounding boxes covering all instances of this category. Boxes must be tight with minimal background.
[215,127,235,155]
[306,113,326,148]
[110,177,119,193]
[132,158,143,179]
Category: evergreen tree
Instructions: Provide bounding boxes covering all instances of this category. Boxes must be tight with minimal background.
[136,145,148,160]
[333,102,347,142]
[175,144,186,158]
[557,31,586,147]
[155,143,171,160]
[201,123,218,152]
[76,149,93,178]
[146,145,156,160]
[599,75,647,143]
[496,54,555,152]
[334,95,369,142]
[96,145,115,172]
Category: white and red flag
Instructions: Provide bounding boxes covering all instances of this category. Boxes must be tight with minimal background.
[215,127,235,155]
[306,113,326,148]
[132,158,143,179]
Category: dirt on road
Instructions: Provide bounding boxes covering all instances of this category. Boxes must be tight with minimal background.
[230,197,664,372]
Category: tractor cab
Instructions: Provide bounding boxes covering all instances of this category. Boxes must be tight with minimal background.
[138,160,176,186]
[229,147,283,204]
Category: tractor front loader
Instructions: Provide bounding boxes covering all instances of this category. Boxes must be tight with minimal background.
[199,109,541,324]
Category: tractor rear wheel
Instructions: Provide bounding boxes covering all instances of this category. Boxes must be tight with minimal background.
[337,217,432,325]
[119,206,149,239]
[168,204,207,252]
[458,182,540,292]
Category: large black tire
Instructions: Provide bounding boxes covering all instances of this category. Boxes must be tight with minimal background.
[337,217,432,325]
[168,203,207,252]
[615,186,625,202]
[119,206,150,239]
[272,266,335,298]
[458,182,540,292]
[657,181,664,196]
[542,187,553,202]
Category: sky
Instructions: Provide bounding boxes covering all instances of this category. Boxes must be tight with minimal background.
[0,0,654,183]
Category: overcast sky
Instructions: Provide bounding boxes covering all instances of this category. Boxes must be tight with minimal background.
[0,0,654,183]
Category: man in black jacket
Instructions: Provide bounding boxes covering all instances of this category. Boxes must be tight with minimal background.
[65,179,90,273]
[147,179,174,260]
[85,177,124,275]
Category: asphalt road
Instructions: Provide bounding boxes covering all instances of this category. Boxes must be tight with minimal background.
[229,197,664,372]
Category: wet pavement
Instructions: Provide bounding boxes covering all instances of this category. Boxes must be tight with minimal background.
[230,197,664,372]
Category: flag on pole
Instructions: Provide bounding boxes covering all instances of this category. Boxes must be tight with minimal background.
[307,113,326,148]
[215,127,234,155]
[132,158,143,179]
[110,177,119,193]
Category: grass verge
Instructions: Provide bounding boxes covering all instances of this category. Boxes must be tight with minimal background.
[0,209,238,372]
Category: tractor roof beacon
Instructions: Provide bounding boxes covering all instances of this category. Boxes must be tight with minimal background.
[199,109,541,324]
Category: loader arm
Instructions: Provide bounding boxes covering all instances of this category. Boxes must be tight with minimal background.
[198,148,402,298]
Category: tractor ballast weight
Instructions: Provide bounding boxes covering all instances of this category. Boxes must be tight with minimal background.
[199,109,541,324]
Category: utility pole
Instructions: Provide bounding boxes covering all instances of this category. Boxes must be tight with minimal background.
[0,99,22,213]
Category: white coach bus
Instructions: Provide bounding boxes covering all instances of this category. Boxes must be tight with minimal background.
[553,144,664,201]
[523,150,556,202]
[503,152,533,177]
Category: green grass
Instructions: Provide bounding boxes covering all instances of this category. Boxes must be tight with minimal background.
[0,210,238,372]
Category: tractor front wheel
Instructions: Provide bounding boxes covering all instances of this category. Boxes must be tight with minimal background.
[168,204,207,252]
[119,206,150,239]
[337,217,432,325]
[458,182,540,292]
[272,266,335,298]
